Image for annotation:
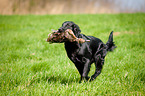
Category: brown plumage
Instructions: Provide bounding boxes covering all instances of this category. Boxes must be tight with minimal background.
[46,29,90,43]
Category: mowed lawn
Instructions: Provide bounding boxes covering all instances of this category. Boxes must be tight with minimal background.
[0,13,145,95]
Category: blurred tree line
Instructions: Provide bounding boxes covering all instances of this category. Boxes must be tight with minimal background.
[0,0,145,14]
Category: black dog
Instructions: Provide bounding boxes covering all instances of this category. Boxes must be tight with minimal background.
[58,21,116,82]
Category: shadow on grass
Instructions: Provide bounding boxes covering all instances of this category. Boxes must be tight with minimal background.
[46,75,79,84]
[27,74,79,87]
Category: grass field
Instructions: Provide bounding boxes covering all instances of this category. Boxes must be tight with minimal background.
[0,13,145,95]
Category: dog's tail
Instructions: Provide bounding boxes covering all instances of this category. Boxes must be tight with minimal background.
[106,31,116,51]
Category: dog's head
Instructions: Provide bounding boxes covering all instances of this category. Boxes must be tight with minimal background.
[58,21,81,37]
[46,21,90,43]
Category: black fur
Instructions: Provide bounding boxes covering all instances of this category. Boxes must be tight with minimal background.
[58,21,116,82]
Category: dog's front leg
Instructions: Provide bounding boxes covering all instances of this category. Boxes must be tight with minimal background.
[90,54,104,81]
[81,58,91,81]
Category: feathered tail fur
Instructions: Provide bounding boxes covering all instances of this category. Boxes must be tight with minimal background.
[106,31,117,51]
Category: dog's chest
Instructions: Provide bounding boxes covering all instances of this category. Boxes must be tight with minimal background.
[65,42,92,63]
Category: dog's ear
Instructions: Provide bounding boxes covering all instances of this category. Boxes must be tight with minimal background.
[72,24,81,37]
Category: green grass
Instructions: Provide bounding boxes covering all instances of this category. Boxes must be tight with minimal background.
[0,13,145,95]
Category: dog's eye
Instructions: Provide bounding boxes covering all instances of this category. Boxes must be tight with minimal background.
[71,25,74,27]
[67,24,70,27]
